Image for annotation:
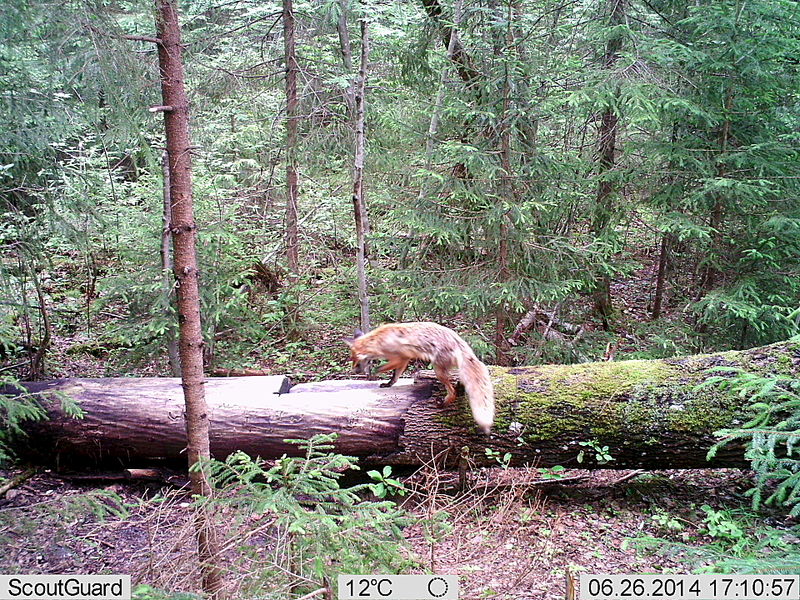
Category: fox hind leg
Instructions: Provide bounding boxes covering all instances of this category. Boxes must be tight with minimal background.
[433,364,457,405]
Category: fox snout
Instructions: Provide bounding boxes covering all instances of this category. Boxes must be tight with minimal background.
[352,356,371,375]
[345,330,368,374]
[349,348,371,374]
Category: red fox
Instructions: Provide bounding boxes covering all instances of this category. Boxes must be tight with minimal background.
[344,322,495,433]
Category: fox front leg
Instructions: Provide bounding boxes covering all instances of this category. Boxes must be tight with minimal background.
[364,359,378,380]
[377,358,410,388]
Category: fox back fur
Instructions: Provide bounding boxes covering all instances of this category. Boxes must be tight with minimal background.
[345,322,495,433]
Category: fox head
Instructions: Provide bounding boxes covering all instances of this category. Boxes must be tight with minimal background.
[343,329,371,374]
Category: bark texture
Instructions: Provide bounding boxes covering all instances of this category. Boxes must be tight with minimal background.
[651,233,670,320]
[420,0,481,90]
[696,88,734,309]
[14,339,800,470]
[154,2,223,594]
[494,6,514,366]
[336,0,355,119]
[156,0,210,487]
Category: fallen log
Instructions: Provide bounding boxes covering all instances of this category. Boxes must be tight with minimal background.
[0,468,39,498]
[9,338,800,469]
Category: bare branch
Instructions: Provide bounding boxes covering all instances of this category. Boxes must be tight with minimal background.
[123,34,162,44]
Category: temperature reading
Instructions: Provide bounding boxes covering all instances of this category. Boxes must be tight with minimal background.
[346,578,393,598]
[338,574,459,599]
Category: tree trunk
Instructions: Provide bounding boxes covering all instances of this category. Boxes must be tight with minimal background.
[15,339,799,470]
[336,0,353,72]
[696,89,733,307]
[154,1,224,595]
[420,0,481,91]
[495,95,512,364]
[493,3,515,366]
[510,0,539,158]
[419,0,482,179]
[397,0,464,293]
[283,0,300,280]
[28,265,51,380]
[651,232,670,320]
[423,0,463,166]
[336,0,356,119]
[592,0,625,330]
[351,13,371,333]
[161,150,181,376]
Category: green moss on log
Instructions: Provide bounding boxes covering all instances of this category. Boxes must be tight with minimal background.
[429,338,798,461]
[489,339,800,444]
[503,359,679,442]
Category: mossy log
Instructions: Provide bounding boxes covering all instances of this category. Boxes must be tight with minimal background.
[11,338,800,469]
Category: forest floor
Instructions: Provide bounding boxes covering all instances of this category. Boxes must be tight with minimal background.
[1,465,786,599]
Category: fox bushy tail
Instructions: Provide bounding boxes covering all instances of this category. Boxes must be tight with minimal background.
[458,353,495,434]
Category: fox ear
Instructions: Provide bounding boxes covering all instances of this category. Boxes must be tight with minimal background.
[343,328,364,347]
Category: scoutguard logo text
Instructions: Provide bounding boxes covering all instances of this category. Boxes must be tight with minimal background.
[0,575,131,600]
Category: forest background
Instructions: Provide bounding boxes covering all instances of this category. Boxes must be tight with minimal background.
[2,0,799,382]
[1,0,800,595]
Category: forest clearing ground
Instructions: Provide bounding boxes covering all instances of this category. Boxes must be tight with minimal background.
[0,467,757,598]
[401,468,756,599]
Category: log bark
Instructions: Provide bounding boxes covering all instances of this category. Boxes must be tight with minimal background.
[11,339,800,470]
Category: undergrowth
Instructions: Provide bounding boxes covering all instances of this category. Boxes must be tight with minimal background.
[0,376,82,464]
[197,434,415,598]
[635,366,800,573]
